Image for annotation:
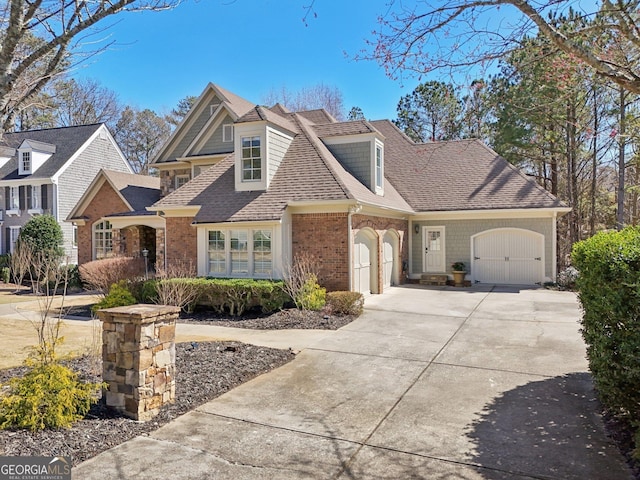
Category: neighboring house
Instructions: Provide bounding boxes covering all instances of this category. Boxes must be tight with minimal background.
[69,83,570,294]
[0,124,131,262]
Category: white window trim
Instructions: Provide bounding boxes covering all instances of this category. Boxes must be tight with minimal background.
[28,185,42,215]
[234,125,267,192]
[9,226,20,254]
[223,124,234,143]
[93,220,113,260]
[20,151,31,174]
[204,227,274,278]
[72,225,78,249]
[7,186,20,216]
[175,174,190,190]
[373,140,384,195]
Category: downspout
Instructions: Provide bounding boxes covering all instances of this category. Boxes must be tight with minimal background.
[348,203,362,291]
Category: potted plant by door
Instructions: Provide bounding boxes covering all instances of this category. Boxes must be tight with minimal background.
[451,262,466,287]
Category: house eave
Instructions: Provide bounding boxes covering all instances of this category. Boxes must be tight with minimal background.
[412,207,571,220]
[147,205,201,217]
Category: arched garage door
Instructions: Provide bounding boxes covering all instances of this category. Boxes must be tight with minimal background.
[353,230,376,294]
[472,228,544,285]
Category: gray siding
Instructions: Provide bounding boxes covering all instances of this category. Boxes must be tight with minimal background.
[411,217,554,279]
[326,142,372,189]
[267,129,292,183]
[167,95,221,160]
[57,133,130,262]
[196,114,235,155]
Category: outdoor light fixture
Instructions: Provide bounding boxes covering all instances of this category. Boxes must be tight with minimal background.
[142,248,149,280]
[414,224,420,235]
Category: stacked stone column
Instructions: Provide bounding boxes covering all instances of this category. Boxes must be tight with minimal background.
[99,304,180,421]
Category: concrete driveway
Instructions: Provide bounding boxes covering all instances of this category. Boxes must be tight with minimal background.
[74,285,633,479]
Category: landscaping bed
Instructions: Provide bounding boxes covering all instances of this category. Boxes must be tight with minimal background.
[0,341,294,466]
[63,304,358,330]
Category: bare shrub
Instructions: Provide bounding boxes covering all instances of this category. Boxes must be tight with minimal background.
[9,240,33,292]
[79,257,145,296]
[283,253,323,310]
[154,259,200,312]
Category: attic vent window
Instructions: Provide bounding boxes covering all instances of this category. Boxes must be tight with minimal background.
[21,151,31,173]
[223,124,233,143]
[210,103,221,115]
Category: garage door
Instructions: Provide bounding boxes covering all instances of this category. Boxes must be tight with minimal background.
[353,231,374,294]
[382,231,396,289]
[472,229,543,285]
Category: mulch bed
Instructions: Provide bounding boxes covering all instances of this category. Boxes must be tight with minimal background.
[0,306,358,466]
[0,342,295,466]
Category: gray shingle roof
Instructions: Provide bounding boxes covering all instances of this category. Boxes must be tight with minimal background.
[101,169,160,212]
[0,124,103,180]
[313,120,379,138]
[370,120,565,211]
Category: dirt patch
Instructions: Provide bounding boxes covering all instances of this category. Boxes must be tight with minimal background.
[0,341,294,465]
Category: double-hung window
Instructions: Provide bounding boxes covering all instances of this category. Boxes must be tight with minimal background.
[241,136,261,181]
[207,228,272,277]
[21,151,31,173]
[30,186,39,210]
[9,186,19,211]
[9,227,20,253]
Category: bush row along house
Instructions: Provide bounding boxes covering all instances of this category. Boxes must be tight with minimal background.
[66,83,569,294]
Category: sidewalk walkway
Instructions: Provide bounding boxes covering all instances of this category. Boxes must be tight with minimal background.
[73,285,633,479]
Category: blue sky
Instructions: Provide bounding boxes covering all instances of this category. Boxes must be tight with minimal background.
[73,0,426,121]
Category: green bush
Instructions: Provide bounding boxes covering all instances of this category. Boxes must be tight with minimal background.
[92,280,137,314]
[19,214,64,258]
[0,254,9,269]
[0,267,9,283]
[0,362,102,431]
[572,226,640,456]
[295,275,326,311]
[326,291,364,315]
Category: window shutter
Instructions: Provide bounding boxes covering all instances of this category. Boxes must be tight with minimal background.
[5,228,9,254]
[41,185,48,210]
[4,187,8,210]
[19,186,25,210]
[26,186,32,210]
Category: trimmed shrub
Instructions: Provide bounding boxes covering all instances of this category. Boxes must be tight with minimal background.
[326,291,364,316]
[79,257,145,295]
[0,254,10,269]
[572,227,640,456]
[19,214,63,258]
[92,280,137,314]
[0,362,102,431]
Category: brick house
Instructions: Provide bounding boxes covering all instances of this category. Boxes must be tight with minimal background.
[0,124,131,262]
[69,83,570,293]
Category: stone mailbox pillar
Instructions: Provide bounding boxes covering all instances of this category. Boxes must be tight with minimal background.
[98,304,180,421]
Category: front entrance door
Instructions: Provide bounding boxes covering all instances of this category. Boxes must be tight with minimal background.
[423,226,445,272]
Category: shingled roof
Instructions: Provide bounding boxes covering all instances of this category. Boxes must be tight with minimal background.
[0,124,104,180]
[152,100,564,222]
[371,120,566,212]
[101,169,160,213]
[153,113,412,223]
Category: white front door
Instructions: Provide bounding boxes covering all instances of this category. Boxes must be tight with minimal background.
[423,226,445,272]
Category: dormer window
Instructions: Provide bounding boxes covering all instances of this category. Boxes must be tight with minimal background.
[21,151,31,174]
[241,136,262,181]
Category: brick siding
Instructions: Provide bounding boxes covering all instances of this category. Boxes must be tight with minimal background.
[164,217,197,271]
[76,182,129,265]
